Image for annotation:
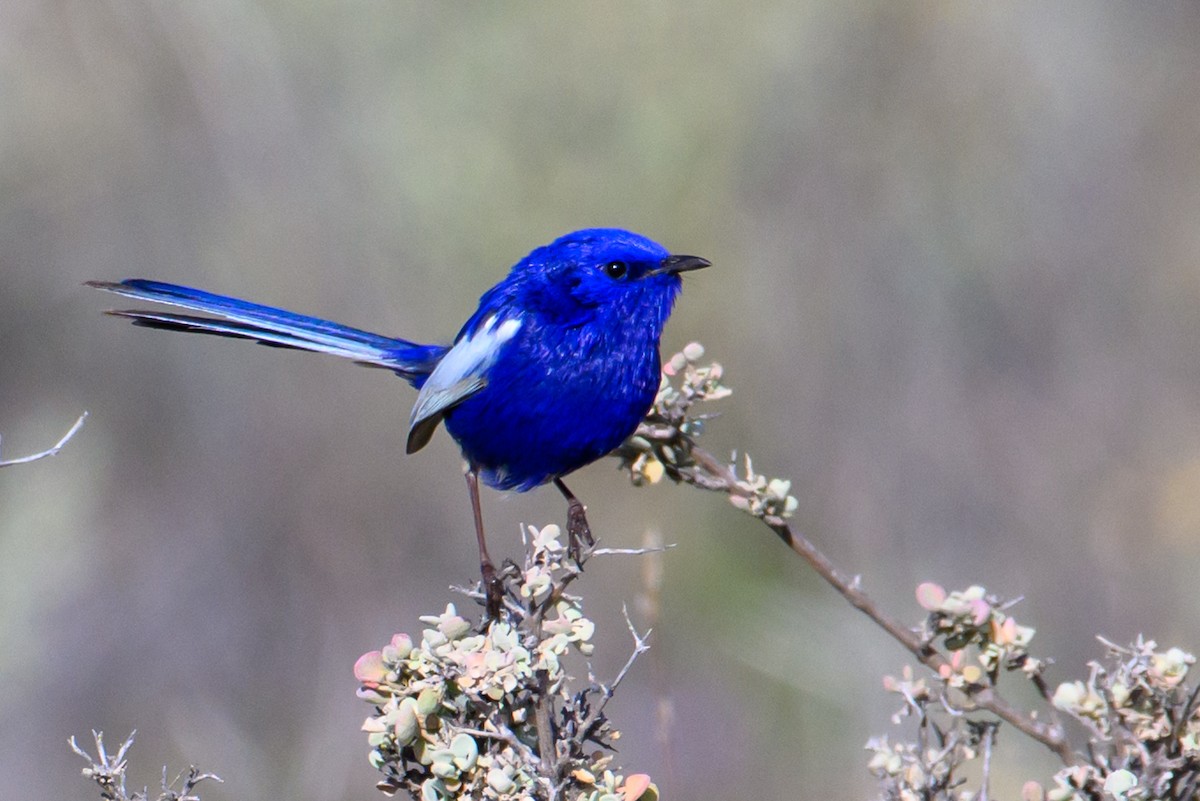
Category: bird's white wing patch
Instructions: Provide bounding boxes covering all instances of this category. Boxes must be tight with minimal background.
[406,315,522,453]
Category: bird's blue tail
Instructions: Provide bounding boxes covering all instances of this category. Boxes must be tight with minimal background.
[86,279,446,383]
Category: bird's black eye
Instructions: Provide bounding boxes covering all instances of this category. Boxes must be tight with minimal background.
[602,261,628,280]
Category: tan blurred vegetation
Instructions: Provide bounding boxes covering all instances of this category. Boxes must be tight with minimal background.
[2,3,1200,800]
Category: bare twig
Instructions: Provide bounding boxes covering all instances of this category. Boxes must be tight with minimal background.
[71,729,221,801]
[0,411,87,467]
[591,544,676,556]
[611,606,653,692]
[682,442,1076,765]
[71,730,133,801]
[979,721,998,801]
[571,606,651,750]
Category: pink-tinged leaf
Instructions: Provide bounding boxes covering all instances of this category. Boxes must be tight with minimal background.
[354,650,387,685]
[968,599,991,626]
[622,774,652,801]
[915,582,946,610]
[381,633,414,662]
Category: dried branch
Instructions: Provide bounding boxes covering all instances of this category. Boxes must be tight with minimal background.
[617,344,1075,765]
[71,730,221,801]
[0,411,87,467]
[688,442,1074,764]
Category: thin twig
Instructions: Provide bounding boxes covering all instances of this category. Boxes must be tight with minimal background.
[979,722,998,801]
[572,606,651,749]
[0,411,88,467]
[71,730,134,801]
[610,607,653,691]
[590,544,676,556]
[570,609,651,750]
[684,442,1076,765]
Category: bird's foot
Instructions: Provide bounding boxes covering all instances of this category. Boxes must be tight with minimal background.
[566,498,594,564]
[481,560,505,620]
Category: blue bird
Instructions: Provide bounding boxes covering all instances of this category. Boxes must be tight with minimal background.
[89,228,709,614]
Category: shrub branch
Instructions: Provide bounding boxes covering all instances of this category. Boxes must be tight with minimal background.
[617,344,1074,765]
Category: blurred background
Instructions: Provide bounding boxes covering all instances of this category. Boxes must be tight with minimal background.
[3,2,1200,799]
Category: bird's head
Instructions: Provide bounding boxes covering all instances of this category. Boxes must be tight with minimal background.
[513,228,709,328]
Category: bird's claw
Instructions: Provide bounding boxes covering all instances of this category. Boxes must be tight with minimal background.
[481,561,505,620]
[566,498,594,564]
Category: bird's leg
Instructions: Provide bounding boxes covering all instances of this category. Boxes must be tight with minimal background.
[465,467,503,618]
[553,478,594,563]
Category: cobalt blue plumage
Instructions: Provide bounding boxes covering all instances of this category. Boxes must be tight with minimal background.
[88,227,708,612]
[433,230,693,491]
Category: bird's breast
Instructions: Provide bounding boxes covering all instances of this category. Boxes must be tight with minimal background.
[442,319,662,490]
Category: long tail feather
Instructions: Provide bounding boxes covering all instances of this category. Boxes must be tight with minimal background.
[87,279,445,380]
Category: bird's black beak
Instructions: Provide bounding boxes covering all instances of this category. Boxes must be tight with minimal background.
[652,254,712,276]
